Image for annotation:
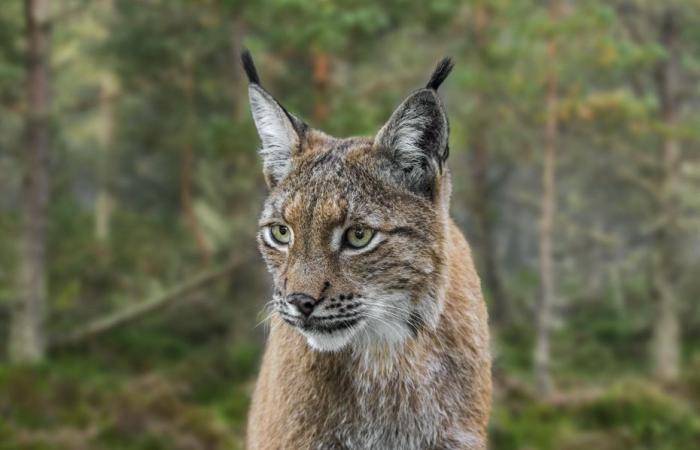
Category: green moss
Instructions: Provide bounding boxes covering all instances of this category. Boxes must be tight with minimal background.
[0,330,253,450]
[684,355,700,410]
[575,380,700,449]
[490,402,569,450]
[490,379,700,450]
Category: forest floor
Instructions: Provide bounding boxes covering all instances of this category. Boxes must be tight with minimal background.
[1,314,700,450]
[0,313,257,450]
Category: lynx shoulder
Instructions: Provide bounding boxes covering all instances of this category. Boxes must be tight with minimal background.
[243,50,491,450]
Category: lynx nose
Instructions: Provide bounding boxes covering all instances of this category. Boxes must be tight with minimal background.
[287,293,318,318]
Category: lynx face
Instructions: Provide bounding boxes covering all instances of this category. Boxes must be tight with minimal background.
[244,52,455,351]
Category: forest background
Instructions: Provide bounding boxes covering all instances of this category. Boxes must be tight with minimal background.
[1,0,700,449]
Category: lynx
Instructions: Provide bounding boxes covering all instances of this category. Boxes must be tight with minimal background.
[243,50,491,450]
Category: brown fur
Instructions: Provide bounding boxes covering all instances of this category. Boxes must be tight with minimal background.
[248,220,491,449]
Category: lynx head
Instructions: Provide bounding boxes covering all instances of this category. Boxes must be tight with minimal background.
[243,50,454,352]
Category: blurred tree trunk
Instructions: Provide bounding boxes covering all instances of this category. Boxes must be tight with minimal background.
[650,8,681,383]
[181,55,211,264]
[469,2,508,324]
[94,0,117,254]
[311,46,330,123]
[535,0,561,397]
[229,16,246,120]
[9,0,51,364]
[95,72,118,250]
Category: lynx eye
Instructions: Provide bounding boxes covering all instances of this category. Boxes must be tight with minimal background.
[270,224,291,245]
[344,226,374,249]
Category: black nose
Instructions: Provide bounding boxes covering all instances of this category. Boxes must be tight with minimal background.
[287,293,318,318]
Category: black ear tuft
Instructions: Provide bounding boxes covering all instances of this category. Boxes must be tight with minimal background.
[425,57,454,91]
[241,49,261,85]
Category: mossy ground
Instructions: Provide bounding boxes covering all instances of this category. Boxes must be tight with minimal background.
[0,320,258,450]
[1,315,699,450]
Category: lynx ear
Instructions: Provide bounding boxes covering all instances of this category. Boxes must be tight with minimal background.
[374,57,453,198]
[242,50,306,188]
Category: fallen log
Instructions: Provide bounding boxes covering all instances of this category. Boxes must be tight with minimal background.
[50,258,241,349]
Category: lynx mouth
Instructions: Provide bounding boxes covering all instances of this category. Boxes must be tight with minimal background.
[280,312,363,334]
[280,312,366,351]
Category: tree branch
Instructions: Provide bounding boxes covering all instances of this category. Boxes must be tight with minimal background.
[49,258,241,349]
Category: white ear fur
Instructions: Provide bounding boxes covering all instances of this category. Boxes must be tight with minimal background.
[376,108,430,169]
[249,85,299,186]
[374,89,449,197]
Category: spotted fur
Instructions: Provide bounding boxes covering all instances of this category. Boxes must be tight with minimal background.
[244,51,491,450]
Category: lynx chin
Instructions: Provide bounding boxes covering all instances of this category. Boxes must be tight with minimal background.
[243,50,492,450]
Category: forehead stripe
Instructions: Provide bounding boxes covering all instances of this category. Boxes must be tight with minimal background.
[386,226,420,238]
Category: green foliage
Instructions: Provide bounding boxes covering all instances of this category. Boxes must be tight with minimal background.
[0,323,257,449]
[576,381,700,449]
[491,380,700,450]
[490,400,575,450]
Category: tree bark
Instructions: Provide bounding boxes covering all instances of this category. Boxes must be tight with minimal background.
[9,0,52,364]
[650,8,681,383]
[535,0,561,398]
